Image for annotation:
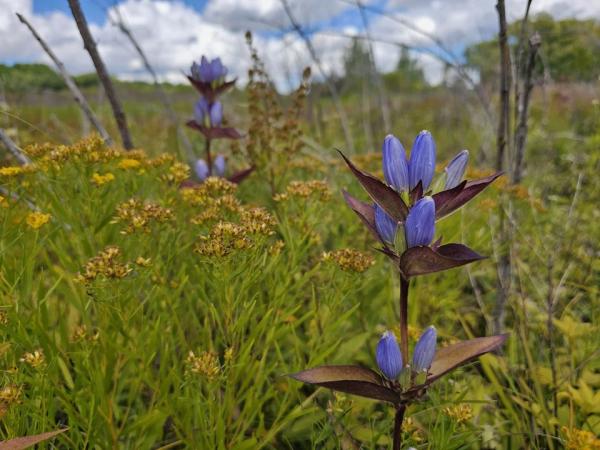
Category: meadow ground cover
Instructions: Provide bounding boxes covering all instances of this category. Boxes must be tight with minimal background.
[0,30,599,450]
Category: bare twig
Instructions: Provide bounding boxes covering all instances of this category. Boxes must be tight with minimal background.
[512,33,541,184]
[108,6,194,160]
[15,12,113,146]
[493,0,512,336]
[67,0,134,150]
[279,0,354,151]
[0,128,30,165]
[354,0,391,133]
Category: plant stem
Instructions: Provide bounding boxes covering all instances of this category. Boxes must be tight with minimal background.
[393,404,406,450]
[205,138,212,175]
[399,275,409,367]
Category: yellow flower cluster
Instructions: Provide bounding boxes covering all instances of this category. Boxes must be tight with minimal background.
[443,404,473,424]
[190,195,242,225]
[562,427,600,450]
[321,248,375,273]
[0,166,25,177]
[180,177,237,205]
[161,162,190,184]
[19,349,45,368]
[77,246,132,283]
[26,136,121,167]
[147,153,176,167]
[91,172,115,186]
[185,350,220,379]
[274,180,331,202]
[117,158,142,170]
[195,222,252,257]
[25,212,51,229]
[71,324,100,343]
[239,207,277,235]
[113,198,174,234]
[0,384,22,418]
[0,195,7,208]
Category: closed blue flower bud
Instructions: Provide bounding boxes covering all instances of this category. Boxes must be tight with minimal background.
[375,204,397,246]
[214,155,226,177]
[209,101,223,127]
[444,150,469,189]
[376,331,403,379]
[195,159,209,181]
[194,98,222,127]
[382,134,409,192]
[191,56,228,83]
[408,131,436,190]
[412,326,437,372]
[405,196,435,248]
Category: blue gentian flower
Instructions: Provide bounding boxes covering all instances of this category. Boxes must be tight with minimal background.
[408,131,436,190]
[412,326,437,372]
[214,155,226,177]
[382,134,409,192]
[195,159,209,181]
[405,196,435,248]
[194,98,223,127]
[444,150,469,189]
[375,204,398,246]
[376,331,403,379]
[191,56,228,83]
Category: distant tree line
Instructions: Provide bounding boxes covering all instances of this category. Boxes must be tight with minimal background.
[465,13,600,83]
[0,63,99,92]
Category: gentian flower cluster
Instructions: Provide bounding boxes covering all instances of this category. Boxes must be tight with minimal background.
[292,130,507,449]
[186,56,252,184]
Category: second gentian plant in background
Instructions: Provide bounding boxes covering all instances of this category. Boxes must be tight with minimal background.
[186,56,253,184]
[291,131,506,449]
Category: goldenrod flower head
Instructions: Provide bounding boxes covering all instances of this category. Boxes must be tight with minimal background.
[186,351,220,379]
[274,180,330,202]
[0,166,24,177]
[321,248,374,273]
[113,198,174,234]
[562,427,600,450]
[118,158,142,170]
[26,212,51,229]
[0,385,22,405]
[77,245,132,283]
[20,349,45,368]
[91,172,115,186]
[443,404,473,424]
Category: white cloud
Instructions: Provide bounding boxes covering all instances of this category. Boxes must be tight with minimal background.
[0,0,598,93]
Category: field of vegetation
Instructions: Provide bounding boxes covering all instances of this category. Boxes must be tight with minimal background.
[0,8,599,450]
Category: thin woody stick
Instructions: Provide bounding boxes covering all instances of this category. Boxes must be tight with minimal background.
[67,0,134,150]
[0,128,30,165]
[15,13,113,147]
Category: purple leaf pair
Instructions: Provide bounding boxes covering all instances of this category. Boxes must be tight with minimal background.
[291,334,507,405]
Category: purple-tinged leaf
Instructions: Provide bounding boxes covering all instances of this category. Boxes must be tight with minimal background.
[0,428,68,450]
[399,243,485,278]
[338,151,408,223]
[186,121,243,140]
[427,334,508,383]
[228,166,254,184]
[410,180,423,204]
[342,190,381,243]
[290,365,398,404]
[187,77,236,102]
[433,172,503,219]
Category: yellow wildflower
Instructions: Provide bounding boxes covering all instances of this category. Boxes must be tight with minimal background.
[20,349,45,368]
[321,248,374,273]
[0,166,24,177]
[274,180,331,202]
[91,172,115,186]
[443,404,473,424]
[118,158,142,170]
[0,196,8,208]
[77,245,132,283]
[562,426,600,450]
[135,256,152,267]
[186,351,220,379]
[26,212,51,229]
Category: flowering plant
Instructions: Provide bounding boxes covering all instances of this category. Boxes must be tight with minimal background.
[186,56,252,183]
[291,131,506,448]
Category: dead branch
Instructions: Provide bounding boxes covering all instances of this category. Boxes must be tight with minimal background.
[0,128,30,165]
[279,0,355,152]
[15,12,113,146]
[67,0,134,150]
[512,34,541,184]
[108,7,194,160]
